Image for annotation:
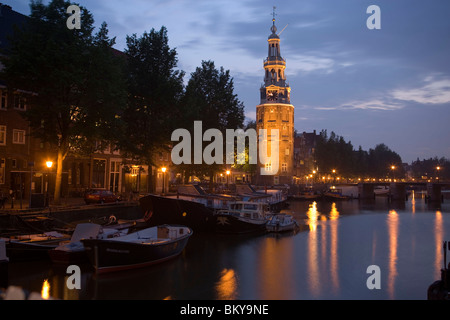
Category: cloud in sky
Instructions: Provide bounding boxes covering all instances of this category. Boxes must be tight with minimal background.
[391,76,450,105]
[3,0,450,162]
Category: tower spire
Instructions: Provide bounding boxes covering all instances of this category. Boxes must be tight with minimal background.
[271,6,277,34]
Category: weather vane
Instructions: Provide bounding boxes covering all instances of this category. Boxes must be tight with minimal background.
[272,6,277,21]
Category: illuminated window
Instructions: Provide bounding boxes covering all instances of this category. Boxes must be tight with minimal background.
[265,163,272,172]
[110,160,121,193]
[13,129,25,144]
[0,126,5,145]
[282,163,287,172]
[14,94,26,111]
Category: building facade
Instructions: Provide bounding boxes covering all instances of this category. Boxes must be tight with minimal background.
[256,14,295,185]
[293,130,320,183]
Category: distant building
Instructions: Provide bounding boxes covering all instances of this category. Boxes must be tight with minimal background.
[256,12,295,185]
[293,130,320,183]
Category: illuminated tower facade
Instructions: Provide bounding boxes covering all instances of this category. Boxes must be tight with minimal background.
[256,12,294,185]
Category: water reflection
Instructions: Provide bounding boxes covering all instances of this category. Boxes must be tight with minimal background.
[215,268,238,300]
[307,201,320,297]
[5,196,450,300]
[306,201,341,297]
[306,201,320,231]
[435,211,443,280]
[387,210,399,299]
[329,203,339,294]
[41,279,50,300]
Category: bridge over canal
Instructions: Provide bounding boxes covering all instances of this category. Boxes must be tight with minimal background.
[354,182,449,202]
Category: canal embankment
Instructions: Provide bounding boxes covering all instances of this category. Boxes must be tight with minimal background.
[0,201,143,234]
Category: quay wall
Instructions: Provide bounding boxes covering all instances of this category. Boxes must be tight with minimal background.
[0,202,143,232]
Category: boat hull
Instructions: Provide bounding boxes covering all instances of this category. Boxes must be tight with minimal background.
[5,239,63,262]
[48,248,88,265]
[81,230,192,274]
[215,214,267,234]
[139,195,216,232]
[266,222,296,233]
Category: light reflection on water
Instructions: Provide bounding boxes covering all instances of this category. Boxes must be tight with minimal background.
[6,192,450,300]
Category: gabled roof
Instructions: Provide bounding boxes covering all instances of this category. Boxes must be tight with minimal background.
[0,4,29,53]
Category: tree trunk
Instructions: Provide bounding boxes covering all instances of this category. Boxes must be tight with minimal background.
[209,170,214,193]
[53,148,64,205]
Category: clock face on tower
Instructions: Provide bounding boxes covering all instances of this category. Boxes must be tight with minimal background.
[267,90,278,101]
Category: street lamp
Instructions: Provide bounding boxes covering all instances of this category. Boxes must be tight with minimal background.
[436,166,441,181]
[161,167,167,195]
[45,161,53,207]
[226,170,231,189]
[391,165,396,181]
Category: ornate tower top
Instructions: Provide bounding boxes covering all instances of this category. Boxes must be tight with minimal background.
[260,8,290,104]
[270,6,278,35]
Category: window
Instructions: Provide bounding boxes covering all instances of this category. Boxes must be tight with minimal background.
[14,94,26,111]
[282,163,287,173]
[68,168,72,185]
[0,90,7,110]
[13,129,25,144]
[92,159,106,188]
[112,144,120,155]
[265,163,272,172]
[109,160,120,193]
[0,126,5,145]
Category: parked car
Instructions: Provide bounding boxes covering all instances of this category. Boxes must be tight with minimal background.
[84,189,122,204]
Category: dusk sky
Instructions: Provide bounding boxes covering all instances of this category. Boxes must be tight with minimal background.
[5,0,450,163]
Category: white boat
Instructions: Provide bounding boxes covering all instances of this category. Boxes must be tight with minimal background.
[214,201,269,234]
[48,223,129,264]
[266,213,298,233]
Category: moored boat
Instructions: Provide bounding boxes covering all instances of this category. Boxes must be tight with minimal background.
[266,213,299,233]
[324,188,350,200]
[48,222,131,264]
[214,202,268,234]
[139,194,216,232]
[3,231,70,262]
[81,225,193,274]
[290,192,322,201]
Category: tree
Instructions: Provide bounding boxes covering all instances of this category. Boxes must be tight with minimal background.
[367,144,403,178]
[1,0,127,204]
[177,60,245,189]
[120,26,185,191]
[315,130,355,177]
[232,120,258,181]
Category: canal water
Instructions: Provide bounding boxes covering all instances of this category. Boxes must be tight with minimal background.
[6,191,450,300]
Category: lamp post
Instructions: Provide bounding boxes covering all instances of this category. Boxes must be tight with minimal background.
[436,166,441,182]
[391,165,396,181]
[226,170,230,189]
[45,161,53,207]
[161,167,167,195]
